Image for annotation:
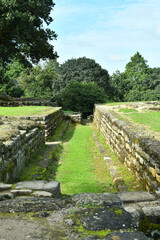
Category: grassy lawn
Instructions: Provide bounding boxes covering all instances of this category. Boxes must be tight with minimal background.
[118,108,138,113]
[55,123,116,195]
[0,106,58,116]
[123,112,160,132]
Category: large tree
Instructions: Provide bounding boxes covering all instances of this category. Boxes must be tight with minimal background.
[124,52,150,91]
[56,57,112,96]
[0,59,25,97]
[18,60,60,100]
[0,0,57,66]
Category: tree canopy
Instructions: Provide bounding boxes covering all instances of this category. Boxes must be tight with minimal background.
[0,0,57,66]
[56,57,112,96]
[18,60,60,100]
[124,52,150,91]
[110,52,160,102]
[55,81,106,117]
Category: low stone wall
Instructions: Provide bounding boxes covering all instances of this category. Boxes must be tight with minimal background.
[93,105,160,192]
[19,107,64,138]
[0,100,56,107]
[0,124,45,183]
[0,108,63,182]
[64,112,82,123]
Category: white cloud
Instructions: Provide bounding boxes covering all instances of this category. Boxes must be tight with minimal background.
[51,0,160,74]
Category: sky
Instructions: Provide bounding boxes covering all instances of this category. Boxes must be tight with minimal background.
[50,0,160,74]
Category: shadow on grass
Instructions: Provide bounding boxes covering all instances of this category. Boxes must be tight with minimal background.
[17,121,76,182]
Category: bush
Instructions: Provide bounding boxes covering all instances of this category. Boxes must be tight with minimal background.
[55,81,106,117]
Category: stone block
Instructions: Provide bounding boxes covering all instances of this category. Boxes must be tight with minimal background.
[32,191,52,197]
[118,191,156,203]
[11,189,32,196]
[15,181,61,196]
[142,206,160,223]
[0,183,13,191]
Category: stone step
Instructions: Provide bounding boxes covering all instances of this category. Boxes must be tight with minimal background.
[118,191,156,203]
[15,180,61,197]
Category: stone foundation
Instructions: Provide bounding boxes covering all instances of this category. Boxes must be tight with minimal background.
[0,108,63,182]
[19,107,64,138]
[0,125,45,182]
[93,105,160,192]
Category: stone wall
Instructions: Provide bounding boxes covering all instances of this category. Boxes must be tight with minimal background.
[64,112,82,123]
[0,100,56,107]
[0,108,64,182]
[93,105,160,192]
[19,107,64,138]
[0,125,45,183]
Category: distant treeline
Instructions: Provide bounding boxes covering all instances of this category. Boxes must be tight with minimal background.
[0,52,159,116]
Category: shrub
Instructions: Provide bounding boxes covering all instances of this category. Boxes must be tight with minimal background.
[55,81,106,117]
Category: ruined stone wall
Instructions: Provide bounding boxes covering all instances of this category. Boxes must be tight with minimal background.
[93,105,160,192]
[19,108,64,138]
[0,108,63,182]
[0,127,45,183]
[0,100,56,107]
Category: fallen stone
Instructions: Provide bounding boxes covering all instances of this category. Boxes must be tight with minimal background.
[118,191,156,203]
[72,193,122,207]
[0,197,66,213]
[142,206,160,223]
[103,231,148,240]
[0,195,3,201]
[0,183,13,191]
[124,206,141,222]
[15,181,61,196]
[76,207,137,231]
[32,191,52,197]
[11,189,32,196]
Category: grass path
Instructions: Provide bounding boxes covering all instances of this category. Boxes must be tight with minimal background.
[55,123,116,195]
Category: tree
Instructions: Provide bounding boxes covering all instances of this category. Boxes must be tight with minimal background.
[110,71,128,101]
[124,52,150,91]
[0,59,25,97]
[57,57,112,96]
[0,0,57,66]
[18,60,60,100]
[55,81,106,117]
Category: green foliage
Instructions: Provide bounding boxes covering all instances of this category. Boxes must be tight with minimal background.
[0,59,25,97]
[55,81,106,117]
[110,71,128,101]
[0,0,57,66]
[110,52,160,102]
[57,57,111,96]
[139,217,160,236]
[18,60,60,100]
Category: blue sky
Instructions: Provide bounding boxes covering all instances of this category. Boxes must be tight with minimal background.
[50,0,160,74]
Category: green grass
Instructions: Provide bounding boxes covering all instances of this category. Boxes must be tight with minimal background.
[55,123,116,195]
[126,112,160,132]
[0,106,58,116]
[118,108,138,113]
